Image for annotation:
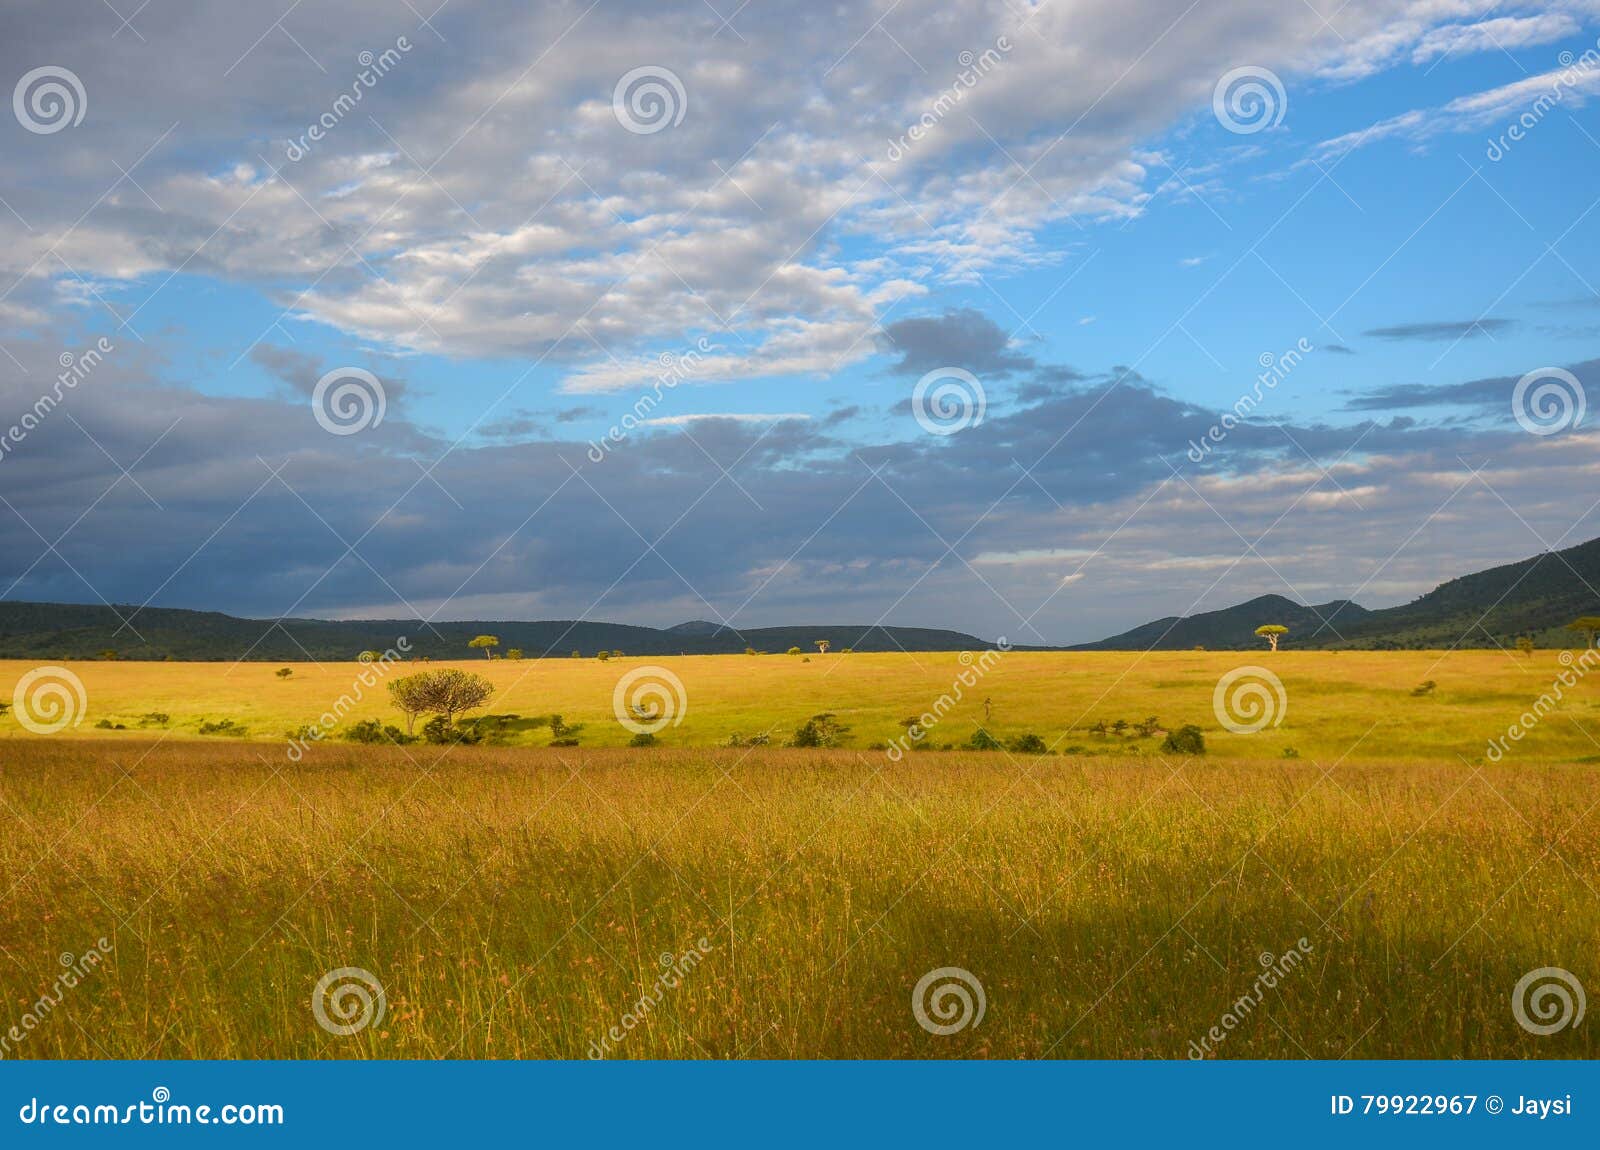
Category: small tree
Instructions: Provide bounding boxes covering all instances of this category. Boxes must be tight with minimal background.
[1565,617,1600,648]
[1515,637,1535,658]
[358,650,383,663]
[275,667,293,679]
[468,635,500,659]
[787,646,803,655]
[505,648,524,661]
[98,649,118,661]
[814,639,831,654]
[388,669,494,734]
[1255,624,1288,652]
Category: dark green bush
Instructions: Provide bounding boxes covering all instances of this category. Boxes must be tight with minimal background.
[1161,724,1206,755]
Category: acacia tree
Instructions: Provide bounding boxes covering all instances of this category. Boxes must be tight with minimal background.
[467,634,500,659]
[814,639,831,654]
[388,669,494,733]
[1565,617,1600,648]
[1255,624,1289,652]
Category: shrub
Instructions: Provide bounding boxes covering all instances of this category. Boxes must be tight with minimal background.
[1134,716,1160,737]
[597,651,611,662]
[198,719,247,736]
[724,732,771,747]
[1089,720,1108,737]
[422,716,482,745]
[571,650,581,658]
[610,650,622,659]
[1007,732,1048,754]
[1410,680,1437,697]
[505,649,524,661]
[1161,725,1206,755]
[140,712,169,727]
[275,667,293,679]
[967,728,1002,751]
[549,714,569,739]
[787,647,803,656]
[628,732,657,747]
[745,648,757,656]
[791,713,848,747]
[1281,746,1300,759]
[344,719,416,745]
[94,719,127,730]
[549,737,580,747]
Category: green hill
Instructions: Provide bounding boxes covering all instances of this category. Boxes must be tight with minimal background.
[1073,537,1600,651]
[0,601,988,661]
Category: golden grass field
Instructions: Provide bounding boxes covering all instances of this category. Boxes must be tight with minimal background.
[3,648,1599,762]
[1,651,1597,1059]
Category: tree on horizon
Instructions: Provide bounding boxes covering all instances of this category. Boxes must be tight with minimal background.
[468,634,500,659]
[1255,624,1288,652]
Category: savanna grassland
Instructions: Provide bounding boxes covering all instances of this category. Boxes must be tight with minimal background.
[3,648,1600,761]
[1,650,1598,1059]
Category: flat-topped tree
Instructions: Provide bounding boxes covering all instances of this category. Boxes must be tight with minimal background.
[814,639,830,654]
[468,635,499,659]
[388,669,493,735]
[1255,624,1288,652]
[1566,617,1600,648]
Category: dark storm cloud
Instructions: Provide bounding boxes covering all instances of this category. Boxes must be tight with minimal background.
[880,309,1037,377]
[1362,319,1515,342]
[1344,358,1599,412]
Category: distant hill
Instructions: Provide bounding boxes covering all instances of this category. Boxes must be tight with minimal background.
[1073,536,1600,651]
[0,601,990,661]
[1069,595,1369,651]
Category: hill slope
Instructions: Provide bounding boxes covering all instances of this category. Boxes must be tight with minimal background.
[1073,537,1600,651]
[0,602,989,661]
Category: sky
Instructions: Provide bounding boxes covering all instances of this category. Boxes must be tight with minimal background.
[1,0,1599,645]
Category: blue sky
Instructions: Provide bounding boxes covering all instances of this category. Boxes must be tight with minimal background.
[3,1,1600,642]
